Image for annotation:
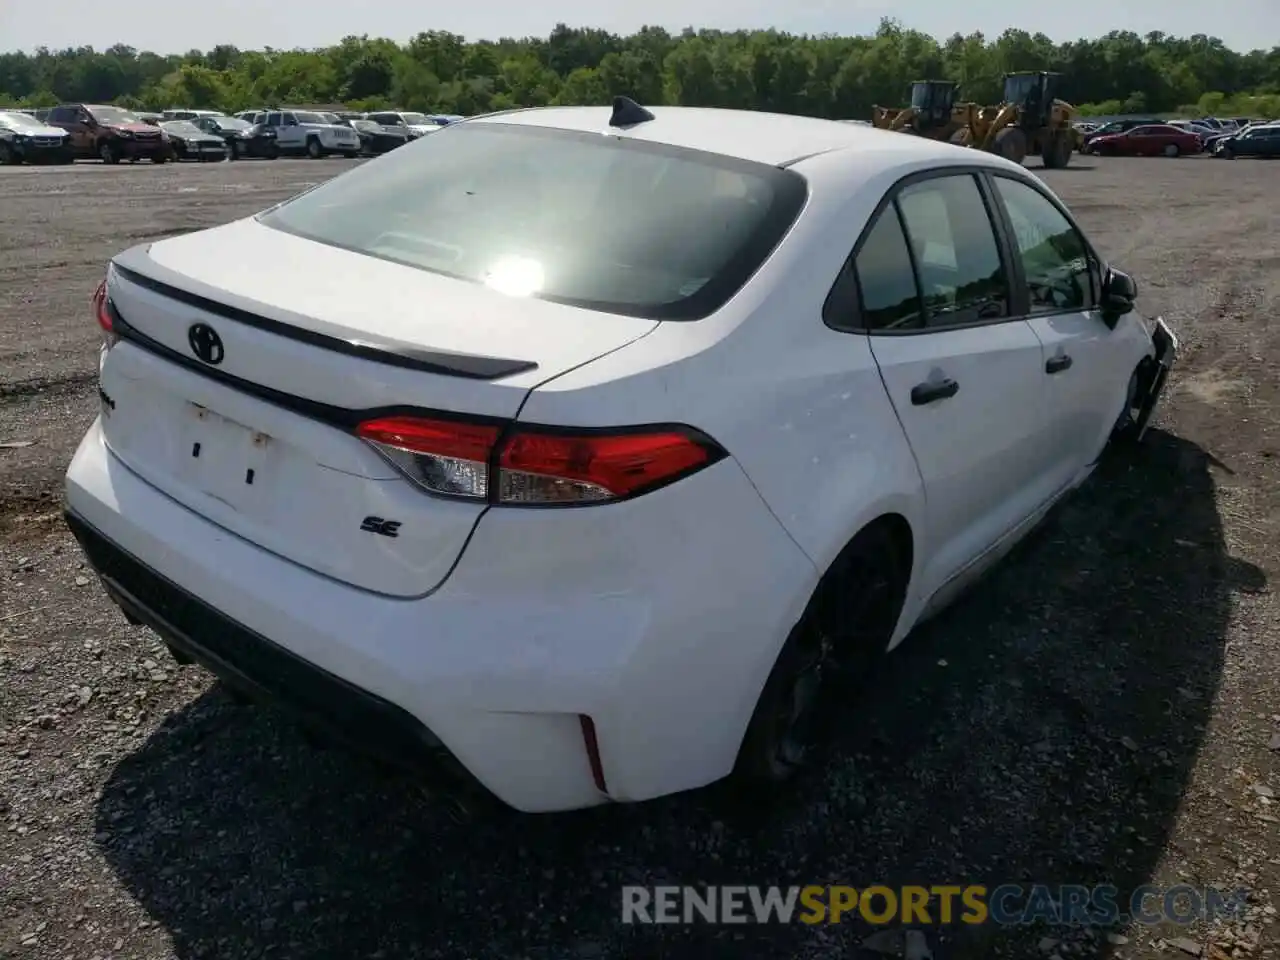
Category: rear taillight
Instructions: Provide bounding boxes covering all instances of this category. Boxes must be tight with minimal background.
[355,415,726,506]
[92,278,118,350]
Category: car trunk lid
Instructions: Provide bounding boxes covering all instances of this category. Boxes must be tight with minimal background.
[98,221,656,596]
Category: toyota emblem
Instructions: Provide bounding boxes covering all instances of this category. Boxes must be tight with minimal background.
[187,323,224,365]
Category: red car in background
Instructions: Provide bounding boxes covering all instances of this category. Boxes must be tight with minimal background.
[1083,124,1202,157]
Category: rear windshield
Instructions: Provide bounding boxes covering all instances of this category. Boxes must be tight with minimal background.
[257,123,807,320]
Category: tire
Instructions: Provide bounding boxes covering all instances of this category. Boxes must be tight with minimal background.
[306,137,323,159]
[151,152,168,164]
[734,520,909,786]
[228,141,241,161]
[1041,131,1073,169]
[1220,146,1235,160]
[0,142,15,165]
[98,140,120,165]
[1163,143,1179,158]
[265,141,280,160]
[993,126,1028,164]
[343,150,361,159]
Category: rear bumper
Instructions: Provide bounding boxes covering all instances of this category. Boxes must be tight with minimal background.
[66,510,485,802]
[65,420,815,812]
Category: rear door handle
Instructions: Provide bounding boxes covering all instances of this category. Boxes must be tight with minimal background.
[1046,354,1073,374]
[910,379,959,406]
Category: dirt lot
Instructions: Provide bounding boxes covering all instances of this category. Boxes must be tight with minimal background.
[1,155,1278,960]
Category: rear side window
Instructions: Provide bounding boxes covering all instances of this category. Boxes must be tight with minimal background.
[849,209,922,330]
[895,175,1008,326]
[258,123,807,321]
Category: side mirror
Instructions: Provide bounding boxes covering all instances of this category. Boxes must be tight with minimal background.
[1100,267,1137,326]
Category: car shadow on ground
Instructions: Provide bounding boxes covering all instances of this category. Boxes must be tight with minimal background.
[94,429,1262,959]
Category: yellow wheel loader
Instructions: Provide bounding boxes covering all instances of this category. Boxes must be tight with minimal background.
[953,71,1077,169]
[871,80,975,142]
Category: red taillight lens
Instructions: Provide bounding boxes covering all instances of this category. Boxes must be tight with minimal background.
[355,416,724,505]
[92,278,119,350]
[498,429,713,502]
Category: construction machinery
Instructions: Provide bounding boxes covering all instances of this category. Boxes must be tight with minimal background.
[953,71,1078,168]
[871,80,975,141]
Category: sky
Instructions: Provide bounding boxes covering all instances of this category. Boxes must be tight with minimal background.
[2,0,1275,55]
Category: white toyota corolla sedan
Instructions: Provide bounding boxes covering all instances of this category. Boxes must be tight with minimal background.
[65,98,1177,814]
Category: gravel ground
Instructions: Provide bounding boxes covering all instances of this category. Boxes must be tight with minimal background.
[1,155,1278,960]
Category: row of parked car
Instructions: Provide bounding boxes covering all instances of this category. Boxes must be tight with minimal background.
[0,103,465,166]
[1071,115,1280,158]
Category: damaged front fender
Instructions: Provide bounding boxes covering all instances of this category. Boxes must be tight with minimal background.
[1132,316,1179,441]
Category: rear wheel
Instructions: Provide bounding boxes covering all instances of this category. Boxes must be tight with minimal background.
[0,142,15,165]
[993,126,1028,164]
[1219,145,1235,160]
[265,141,280,160]
[228,140,241,161]
[1163,143,1180,158]
[735,521,909,785]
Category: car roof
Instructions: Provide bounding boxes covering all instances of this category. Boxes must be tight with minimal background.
[468,105,994,169]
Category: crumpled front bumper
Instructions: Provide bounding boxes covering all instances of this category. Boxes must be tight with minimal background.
[1135,316,1179,440]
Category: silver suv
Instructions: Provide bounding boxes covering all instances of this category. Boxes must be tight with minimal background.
[244,109,361,158]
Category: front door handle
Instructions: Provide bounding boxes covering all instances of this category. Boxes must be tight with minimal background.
[910,378,959,406]
[1046,354,1073,374]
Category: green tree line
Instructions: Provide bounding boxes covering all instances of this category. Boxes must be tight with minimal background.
[2,20,1278,120]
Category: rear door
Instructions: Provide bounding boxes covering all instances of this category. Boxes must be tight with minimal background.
[49,106,89,155]
[265,111,297,150]
[1247,127,1280,157]
[862,171,1055,597]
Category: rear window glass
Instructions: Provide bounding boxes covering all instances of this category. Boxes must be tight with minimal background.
[257,123,807,320]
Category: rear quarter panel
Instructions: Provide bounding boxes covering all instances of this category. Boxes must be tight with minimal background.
[519,149,949,646]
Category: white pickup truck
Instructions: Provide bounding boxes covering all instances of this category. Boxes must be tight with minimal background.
[244,109,361,158]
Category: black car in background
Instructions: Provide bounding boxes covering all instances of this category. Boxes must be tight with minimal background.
[346,118,410,155]
[191,114,279,159]
[159,120,227,161]
[0,109,74,164]
[1212,123,1280,159]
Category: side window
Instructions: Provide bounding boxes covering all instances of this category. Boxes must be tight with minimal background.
[855,209,924,330]
[992,177,1095,314]
[896,174,1009,327]
[265,112,282,127]
[48,106,70,122]
[282,112,297,126]
[834,206,922,331]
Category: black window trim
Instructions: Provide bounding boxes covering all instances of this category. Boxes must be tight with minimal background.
[823,165,1023,336]
[823,164,1106,336]
[983,170,1103,319]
